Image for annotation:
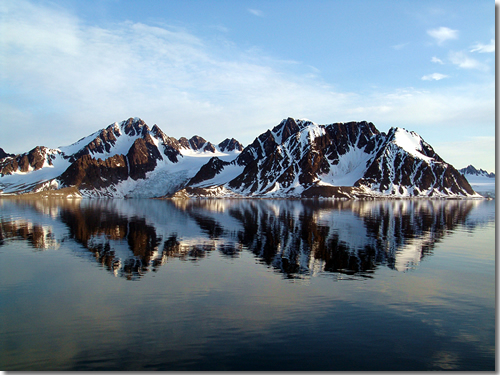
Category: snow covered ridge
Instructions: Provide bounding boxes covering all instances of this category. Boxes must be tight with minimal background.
[0,117,488,198]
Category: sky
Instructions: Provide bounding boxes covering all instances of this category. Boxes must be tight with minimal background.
[0,0,496,172]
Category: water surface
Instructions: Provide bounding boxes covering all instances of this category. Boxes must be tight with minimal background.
[0,198,495,370]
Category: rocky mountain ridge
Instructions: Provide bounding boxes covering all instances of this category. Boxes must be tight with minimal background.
[0,117,483,198]
[459,165,495,178]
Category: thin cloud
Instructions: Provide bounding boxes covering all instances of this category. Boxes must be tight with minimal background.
[427,26,458,45]
[449,51,488,71]
[470,39,495,53]
[431,56,444,64]
[392,42,409,50]
[422,73,448,81]
[248,8,264,17]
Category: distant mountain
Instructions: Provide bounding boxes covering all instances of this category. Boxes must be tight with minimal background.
[458,165,495,199]
[0,117,481,198]
[459,165,495,178]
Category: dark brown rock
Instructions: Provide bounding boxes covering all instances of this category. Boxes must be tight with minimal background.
[126,135,162,180]
[188,157,230,185]
[218,138,243,152]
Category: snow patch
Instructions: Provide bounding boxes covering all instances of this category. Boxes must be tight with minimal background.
[392,128,433,162]
[320,147,373,186]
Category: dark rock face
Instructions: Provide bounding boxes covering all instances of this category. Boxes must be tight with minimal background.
[126,135,162,180]
[189,157,231,186]
[218,138,243,152]
[0,148,13,160]
[123,117,148,136]
[188,136,207,151]
[60,154,129,188]
[0,146,54,176]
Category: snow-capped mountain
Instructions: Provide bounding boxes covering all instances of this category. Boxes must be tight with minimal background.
[459,165,495,199]
[459,165,495,178]
[0,117,482,198]
[184,118,479,198]
[0,118,242,197]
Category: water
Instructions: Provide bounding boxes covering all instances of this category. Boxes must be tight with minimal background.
[0,198,495,371]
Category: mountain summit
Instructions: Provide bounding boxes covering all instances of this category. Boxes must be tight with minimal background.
[0,117,482,198]
[459,165,495,178]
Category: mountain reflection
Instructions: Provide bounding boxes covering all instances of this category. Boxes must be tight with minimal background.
[0,198,487,280]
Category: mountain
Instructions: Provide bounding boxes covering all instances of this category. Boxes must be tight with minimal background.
[0,118,242,197]
[0,117,482,199]
[459,165,495,178]
[459,165,495,199]
[182,118,478,198]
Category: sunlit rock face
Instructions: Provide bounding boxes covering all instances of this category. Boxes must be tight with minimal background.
[0,198,481,280]
[0,117,480,198]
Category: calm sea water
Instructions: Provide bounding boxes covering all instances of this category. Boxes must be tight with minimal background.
[0,198,495,371]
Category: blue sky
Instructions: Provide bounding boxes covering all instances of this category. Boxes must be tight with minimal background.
[0,0,496,172]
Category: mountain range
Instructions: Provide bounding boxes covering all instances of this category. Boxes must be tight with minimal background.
[459,165,495,178]
[0,117,488,198]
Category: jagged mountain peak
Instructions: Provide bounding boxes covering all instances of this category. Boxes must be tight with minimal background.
[121,117,149,136]
[384,127,442,163]
[459,165,495,178]
[218,138,243,152]
[0,147,14,160]
[271,117,322,145]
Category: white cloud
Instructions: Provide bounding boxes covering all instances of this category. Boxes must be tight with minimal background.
[431,56,444,64]
[248,9,264,17]
[470,39,495,53]
[427,26,458,45]
[449,51,488,70]
[422,73,448,81]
